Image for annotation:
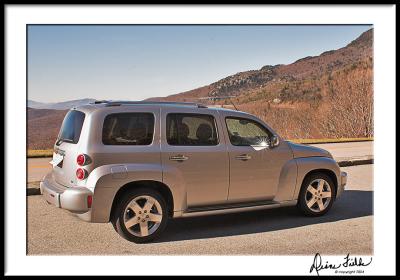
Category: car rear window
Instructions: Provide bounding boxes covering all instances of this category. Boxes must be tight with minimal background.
[102,113,154,145]
[57,110,85,145]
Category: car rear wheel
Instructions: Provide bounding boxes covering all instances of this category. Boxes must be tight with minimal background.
[297,173,335,216]
[111,188,168,243]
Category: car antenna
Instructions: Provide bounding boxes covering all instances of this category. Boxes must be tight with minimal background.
[227,97,238,111]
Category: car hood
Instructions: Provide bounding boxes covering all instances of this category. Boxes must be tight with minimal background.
[287,141,333,159]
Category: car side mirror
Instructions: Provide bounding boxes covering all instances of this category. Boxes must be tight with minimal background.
[270,135,280,148]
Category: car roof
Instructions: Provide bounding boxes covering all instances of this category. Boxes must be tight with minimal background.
[73,100,244,115]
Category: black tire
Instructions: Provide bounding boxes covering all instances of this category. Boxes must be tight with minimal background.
[297,172,336,217]
[111,188,168,243]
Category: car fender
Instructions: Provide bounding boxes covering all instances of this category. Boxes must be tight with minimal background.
[273,158,298,202]
[85,163,163,222]
[292,157,341,200]
[160,164,188,215]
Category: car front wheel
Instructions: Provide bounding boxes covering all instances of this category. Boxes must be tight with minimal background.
[297,173,336,216]
[111,188,168,243]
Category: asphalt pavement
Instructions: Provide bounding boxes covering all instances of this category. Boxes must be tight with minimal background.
[27,157,53,182]
[311,141,373,161]
[27,164,373,255]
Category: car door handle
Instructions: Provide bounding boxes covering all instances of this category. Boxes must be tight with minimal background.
[169,155,189,161]
[235,154,252,161]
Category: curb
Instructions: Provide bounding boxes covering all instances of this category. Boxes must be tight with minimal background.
[27,182,41,196]
[338,158,373,167]
[335,155,374,167]
[26,157,373,197]
[27,187,41,196]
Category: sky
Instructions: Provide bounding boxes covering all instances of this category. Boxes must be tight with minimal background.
[28,25,372,103]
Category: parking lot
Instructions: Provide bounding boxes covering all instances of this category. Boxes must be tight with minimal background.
[27,164,373,255]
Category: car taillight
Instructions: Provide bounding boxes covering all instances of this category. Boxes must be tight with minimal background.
[87,195,93,208]
[77,154,87,166]
[76,168,87,180]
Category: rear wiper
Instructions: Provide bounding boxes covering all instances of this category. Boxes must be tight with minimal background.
[56,138,74,145]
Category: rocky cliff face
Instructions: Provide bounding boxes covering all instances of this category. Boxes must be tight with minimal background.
[209,65,278,97]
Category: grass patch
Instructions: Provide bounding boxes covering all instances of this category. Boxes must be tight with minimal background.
[27,181,40,187]
[288,137,373,144]
[27,149,53,158]
[27,181,41,195]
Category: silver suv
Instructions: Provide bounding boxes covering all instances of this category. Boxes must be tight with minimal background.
[40,101,347,243]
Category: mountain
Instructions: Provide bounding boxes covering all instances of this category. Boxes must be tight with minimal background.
[154,29,372,104]
[27,29,373,150]
[27,100,47,108]
[27,107,68,150]
[152,29,373,139]
[27,98,96,110]
[27,98,97,149]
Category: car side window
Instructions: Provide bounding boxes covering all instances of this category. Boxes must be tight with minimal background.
[102,113,154,145]
[166,113,219,146]
[225,117,272,146]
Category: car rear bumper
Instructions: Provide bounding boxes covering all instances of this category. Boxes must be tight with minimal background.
[337,171,347,198]
[40,173,93,216]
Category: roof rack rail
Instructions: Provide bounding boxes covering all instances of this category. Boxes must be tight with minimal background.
[92,100,110,104]
[101,101,208,108]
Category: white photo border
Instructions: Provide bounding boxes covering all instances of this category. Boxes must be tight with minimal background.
[5,4,396,276]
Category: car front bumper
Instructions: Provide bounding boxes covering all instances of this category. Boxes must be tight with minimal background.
[40,173,93,215]
[336,171,347,198]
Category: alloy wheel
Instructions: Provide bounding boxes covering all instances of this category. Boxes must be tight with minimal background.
[123,195,163,237]
[305,179,332,213]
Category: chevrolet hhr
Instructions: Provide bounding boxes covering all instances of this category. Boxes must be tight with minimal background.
[40,101,347,243]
